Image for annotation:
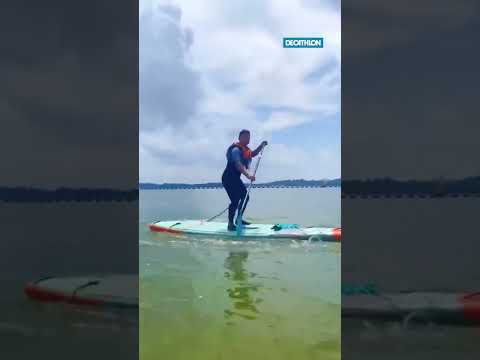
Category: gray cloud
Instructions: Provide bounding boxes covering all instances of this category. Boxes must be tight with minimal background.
[140,5,202,131]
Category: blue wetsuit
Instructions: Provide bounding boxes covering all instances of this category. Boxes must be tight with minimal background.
[222,144,251,225]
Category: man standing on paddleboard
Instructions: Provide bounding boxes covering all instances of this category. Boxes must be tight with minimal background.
[222,129,267,231]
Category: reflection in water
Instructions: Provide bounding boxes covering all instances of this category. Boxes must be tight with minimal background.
[224,251,263,321]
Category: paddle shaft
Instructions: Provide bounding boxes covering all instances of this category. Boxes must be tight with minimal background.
[237,145,265,229]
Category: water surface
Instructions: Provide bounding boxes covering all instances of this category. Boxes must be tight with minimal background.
[140,188,341,360]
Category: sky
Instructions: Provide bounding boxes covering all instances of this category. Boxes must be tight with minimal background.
[3,1,479,189]
[342,0,480,180]
[0,1,138,189]
[139,0,341,183]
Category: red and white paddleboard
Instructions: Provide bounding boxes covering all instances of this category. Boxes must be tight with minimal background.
[343,291,480,324]
[25,274,138,308]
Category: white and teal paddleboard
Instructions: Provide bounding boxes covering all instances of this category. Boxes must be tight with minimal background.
[149,220,341,242]
[25,274,138,308]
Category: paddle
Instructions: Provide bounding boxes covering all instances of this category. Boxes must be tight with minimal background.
[236,145,266,236]
[204,205,229,222]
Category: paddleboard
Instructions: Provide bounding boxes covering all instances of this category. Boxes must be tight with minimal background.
[343,291,480,324]
[149,220,341,242]
[25,274,138,308]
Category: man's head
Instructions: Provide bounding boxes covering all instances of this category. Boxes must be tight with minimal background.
[238,129,250,145]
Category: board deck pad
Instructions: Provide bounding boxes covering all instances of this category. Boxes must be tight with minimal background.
[149,220,341,242]
[25,274,138,308]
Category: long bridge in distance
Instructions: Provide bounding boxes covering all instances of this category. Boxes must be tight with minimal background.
[140,184,339,190]
[140,180,340,191]
[140,177,480,198]
[3,177,480,202]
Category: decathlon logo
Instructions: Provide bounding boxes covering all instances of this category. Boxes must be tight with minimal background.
[283,37,324,48]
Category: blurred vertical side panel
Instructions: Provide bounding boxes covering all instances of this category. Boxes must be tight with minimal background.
[0,1,138,359]
[342,1,480,359]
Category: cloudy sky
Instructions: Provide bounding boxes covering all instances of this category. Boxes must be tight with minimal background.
[342,0,480,180]
[1,1,138,189]
[139,0,341,183]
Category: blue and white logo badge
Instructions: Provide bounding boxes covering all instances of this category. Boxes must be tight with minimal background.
[283,37,324,48]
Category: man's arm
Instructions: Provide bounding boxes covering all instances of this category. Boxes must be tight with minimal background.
[235,161,251,179]
[252,141,268,157]
[232,148,254,180]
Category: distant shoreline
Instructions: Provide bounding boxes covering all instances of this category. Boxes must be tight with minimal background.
[140,179,341,190]
[0,187,137,203]
[3,176,480,202]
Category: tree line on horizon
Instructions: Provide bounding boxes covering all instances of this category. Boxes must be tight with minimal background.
[0,187,137,202]
[342,177,480,195]
[2,176,480,202]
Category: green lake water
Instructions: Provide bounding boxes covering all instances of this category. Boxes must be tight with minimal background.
[140,188,341,360]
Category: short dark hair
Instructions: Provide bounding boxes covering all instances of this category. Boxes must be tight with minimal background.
[239,129,250,138]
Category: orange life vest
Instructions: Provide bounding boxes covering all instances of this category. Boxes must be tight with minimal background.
[233,142,252,160]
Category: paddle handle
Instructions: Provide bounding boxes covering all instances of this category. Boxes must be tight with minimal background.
[245,146,264,198]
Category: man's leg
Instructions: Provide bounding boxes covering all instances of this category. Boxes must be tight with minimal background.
[236,183,251,225]
[223,177,241,230]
